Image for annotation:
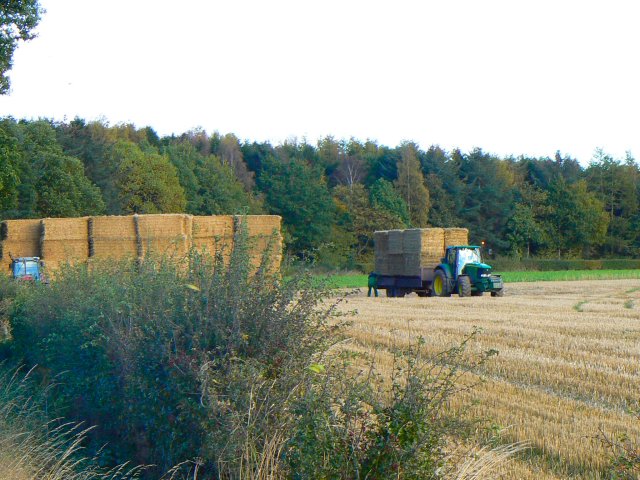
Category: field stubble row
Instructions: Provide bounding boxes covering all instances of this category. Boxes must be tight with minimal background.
[338,279,640,479]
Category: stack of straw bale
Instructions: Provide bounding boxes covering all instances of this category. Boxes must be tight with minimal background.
[89,216,138,260]
[444,228,469,248]
[0,219,42,272]
[235,215,283,271]
[136,214,192,258]
[373,227,470,277]
[1,214,285,276]
[192,215,235,262]
[41,217,90,270]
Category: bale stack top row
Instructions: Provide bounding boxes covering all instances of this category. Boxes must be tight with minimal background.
[374,227,469,277]
[0,214,282,274]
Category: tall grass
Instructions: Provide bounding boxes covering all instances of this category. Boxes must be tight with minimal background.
[0,366,142,480]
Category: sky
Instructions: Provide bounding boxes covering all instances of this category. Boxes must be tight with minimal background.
[1,0,639,164]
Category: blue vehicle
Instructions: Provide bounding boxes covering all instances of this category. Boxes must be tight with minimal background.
[372,245,504,298]
[10,256,45,282]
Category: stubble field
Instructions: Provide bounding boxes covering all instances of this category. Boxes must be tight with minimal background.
[339,279,640,479]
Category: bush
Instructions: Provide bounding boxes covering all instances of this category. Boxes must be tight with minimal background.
[4,226,500,478]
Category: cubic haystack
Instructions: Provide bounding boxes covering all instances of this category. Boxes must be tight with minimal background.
[192,215,234,260]
[403,228,445,276]
[41,217,90,270]
[89,216,138,260]
[236,215,283,271]
[0,219,42,272]
[444,228,469,248]
[136,214,192,258]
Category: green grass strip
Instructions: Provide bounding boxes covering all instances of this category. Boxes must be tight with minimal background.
[323,270,640,289]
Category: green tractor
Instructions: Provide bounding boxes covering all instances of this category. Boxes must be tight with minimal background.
[431,245,503,297]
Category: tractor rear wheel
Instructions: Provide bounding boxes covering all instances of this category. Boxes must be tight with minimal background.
[432,270,451,297]
[458,275,471,297]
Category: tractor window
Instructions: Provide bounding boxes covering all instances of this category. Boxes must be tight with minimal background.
[456,248,481,275]
[13,260,39,278]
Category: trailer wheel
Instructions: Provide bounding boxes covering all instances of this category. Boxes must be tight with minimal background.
[458,275,471,297]
[386,288,395,298]
[433,270,451,297]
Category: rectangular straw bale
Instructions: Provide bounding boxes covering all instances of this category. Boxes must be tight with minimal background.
[41,217,90,270]
[237,215,282,237]
[402,229,422,253]
[420,255,442,269]
[236,216,283,273]
[404,253,422,277]
[192,216,235,258]
[90,216,138,260]
[387,253,405,276]
[420,228,445,257]
[444,228,469,247]
[388,230,404,255]
[1,219,42,242]
[137,214,192,258]
[373,231,388,257]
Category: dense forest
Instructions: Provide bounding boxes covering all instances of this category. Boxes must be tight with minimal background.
[1,116,637,268]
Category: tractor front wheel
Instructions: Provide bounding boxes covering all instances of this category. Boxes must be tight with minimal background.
[458,275,471,297]
[432,270,451,297]
[491,288,505,297]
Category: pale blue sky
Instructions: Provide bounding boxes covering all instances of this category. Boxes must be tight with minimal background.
[1,0,638,164]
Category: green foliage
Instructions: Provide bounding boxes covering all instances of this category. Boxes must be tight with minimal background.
[394,142,430,227]
[111,140,186,213]
[369,178,410,226]
[0,0,42,94]
[546,178,608,257]
[258,156,336,253]
[0,119,105,218]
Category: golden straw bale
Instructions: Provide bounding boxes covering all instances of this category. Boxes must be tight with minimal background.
[192,216,235,258]
[136,214,192,258]
[444,228,469,247]
[237,215,282,237]
[236,216,283,273]
[90,216,138,260]
[41,217,90,270]
[1,219,42,242]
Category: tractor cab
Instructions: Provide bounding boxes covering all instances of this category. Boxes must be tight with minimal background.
[445,246,486,277]
[10,257,44,282]
[433,246,504,297]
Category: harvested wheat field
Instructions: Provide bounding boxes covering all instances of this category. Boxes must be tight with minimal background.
[339,279,640,479]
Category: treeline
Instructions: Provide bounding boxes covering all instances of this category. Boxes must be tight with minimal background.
[1,116,638,267]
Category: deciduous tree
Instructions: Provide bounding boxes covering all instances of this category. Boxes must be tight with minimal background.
[0,0,42,94]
